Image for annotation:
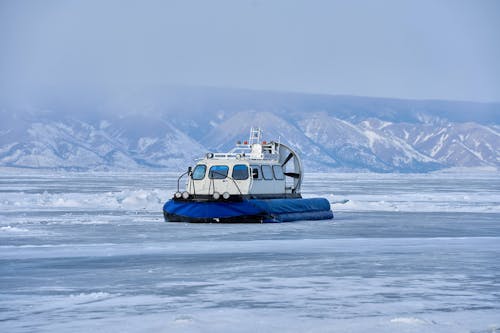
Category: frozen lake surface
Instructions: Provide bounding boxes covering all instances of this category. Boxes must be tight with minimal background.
[1,170,499,332]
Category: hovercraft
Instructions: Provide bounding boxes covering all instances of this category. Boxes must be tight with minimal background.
[163,128,333,223]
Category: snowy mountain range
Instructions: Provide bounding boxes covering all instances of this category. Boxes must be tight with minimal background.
[0,86,499,172]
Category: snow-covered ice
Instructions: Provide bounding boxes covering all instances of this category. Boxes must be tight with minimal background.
[1,170,499,332]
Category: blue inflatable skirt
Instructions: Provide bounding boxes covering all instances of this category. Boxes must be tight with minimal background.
[163,197,333,223]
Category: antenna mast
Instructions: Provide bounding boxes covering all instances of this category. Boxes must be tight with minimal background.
[249,127,262,145]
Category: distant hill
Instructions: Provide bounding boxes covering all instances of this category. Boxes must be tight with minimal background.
[0,86,499,172]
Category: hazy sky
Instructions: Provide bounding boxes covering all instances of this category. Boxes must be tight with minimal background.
[1,0,499,102]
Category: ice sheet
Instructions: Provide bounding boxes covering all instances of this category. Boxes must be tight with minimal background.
[1,170,499,332]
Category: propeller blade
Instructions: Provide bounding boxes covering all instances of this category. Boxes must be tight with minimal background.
[281,152,293,167]
[284,172,300,179]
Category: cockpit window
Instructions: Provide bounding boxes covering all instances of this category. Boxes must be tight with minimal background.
[232,164,249,180]
[262,165,274,180]
[192,165,206,180]
[209,165,229,179]
[272,165,285,180]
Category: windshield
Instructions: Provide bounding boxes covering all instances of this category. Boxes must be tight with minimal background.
[209,165,229,179]
[191,165,206,180]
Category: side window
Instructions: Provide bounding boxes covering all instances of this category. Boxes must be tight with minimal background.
[232,164,249,180]
[272,165,285,180]
[191,165,206,180]
[262,165,274,180]
[250,165,261,179]
[209,165,229,179]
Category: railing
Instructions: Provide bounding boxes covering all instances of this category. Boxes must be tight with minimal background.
[204,153,279,161]
[207,170,243,196]
[177,171,189,193]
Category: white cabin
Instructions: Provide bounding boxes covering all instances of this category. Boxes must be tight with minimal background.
[176,128,303,200]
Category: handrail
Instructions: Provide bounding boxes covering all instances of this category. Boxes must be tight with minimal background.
[227,175,243,196]
[190,176,197,197]
[177,171,189,192]
[209,170,243,196]
[181,169,246,197]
